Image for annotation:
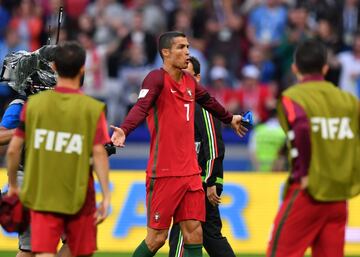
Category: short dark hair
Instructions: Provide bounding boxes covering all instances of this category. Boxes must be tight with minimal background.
[54,41,86,78]
[158,31,186,59]
[189,56,200,75]
[294,39,327,74]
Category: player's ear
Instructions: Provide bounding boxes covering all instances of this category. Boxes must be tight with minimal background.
[195,74,201,83]
[79,65,85,75]
[161,48,170,58]
[51,62,57,73]
[322,64,329,76]
[291,63,303,81]
[291,63,298,75]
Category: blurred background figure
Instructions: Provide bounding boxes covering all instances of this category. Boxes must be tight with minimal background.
[339,0,360,50]
[336,32,360,98]
[273,3,312,91]
[247,0,287,50]
[116,44,151,125]
[315,18,342,85]
[248,46,276,84]
[78,30,109,102]
[231,65,275,124]
[248,108,286,172]
[8,0,43,51]
[0,28,27,117]
[207,54,233,109]
[205,0,245,79]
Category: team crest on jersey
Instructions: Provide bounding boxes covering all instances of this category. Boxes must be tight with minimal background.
[186,88,193,99]
[154,212,160,222]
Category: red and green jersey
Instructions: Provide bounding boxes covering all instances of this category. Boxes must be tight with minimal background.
[146,71,199,177]
[120,68,233,178]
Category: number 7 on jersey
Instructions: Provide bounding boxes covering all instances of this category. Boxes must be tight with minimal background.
[184,103,190,121]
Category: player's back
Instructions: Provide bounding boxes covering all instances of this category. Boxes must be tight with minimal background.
[282,80,360,201]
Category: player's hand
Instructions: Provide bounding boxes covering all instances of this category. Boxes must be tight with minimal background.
[207,185,221,206]
[230,115,248,137]
[110,125,126,147]
[7,186,19,197]
[95,194,110,225]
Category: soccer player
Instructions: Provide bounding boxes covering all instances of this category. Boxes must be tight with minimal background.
[6,41,111,257]
[267,39,360,257]
[0,52,71,257]
[111,31,248,257]
[168,56,236,257]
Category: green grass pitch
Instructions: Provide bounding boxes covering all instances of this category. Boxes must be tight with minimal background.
[1,252,360,257]
[0,252,265,257]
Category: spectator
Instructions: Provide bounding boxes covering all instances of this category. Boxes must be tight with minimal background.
[339,0,360,50]
[0,28,28,116]
[167,0,207,52]
[115,44,151,124]
[247,0,288,49]
[248,46,276,83]
[207,57,233,108]
[315,18,342,85]
[298,0,339,30]
[86,0,126,45]
[118,10,158,67]
[205,0,244,78]
[248,108,286,171]
[9,0,43,51]
[78,31,109,102]
[171,8,209,81]
[337,32,360,98]
[0,0,11,40]
[63,0,89,37]
[274,4,312,90]
[233,65,274,123]
[129,0,166,35]
[42,0,67,44]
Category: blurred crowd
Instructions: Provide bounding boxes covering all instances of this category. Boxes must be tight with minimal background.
[1,0,360,171]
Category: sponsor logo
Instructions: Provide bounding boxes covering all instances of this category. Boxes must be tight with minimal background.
[138,89,149,99]
[34,129,83,155]
[170,89,177,93]
[311,117,354,139]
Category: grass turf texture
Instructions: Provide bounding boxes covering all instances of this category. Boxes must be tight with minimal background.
[0,252,264,257]
[1,252,360,257]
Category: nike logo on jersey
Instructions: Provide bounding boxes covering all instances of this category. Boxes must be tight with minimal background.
[170,89,177,93]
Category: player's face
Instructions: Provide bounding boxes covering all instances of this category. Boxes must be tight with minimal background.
[184,62,195,75]
[169,36,190,69]
[184,62,200,82]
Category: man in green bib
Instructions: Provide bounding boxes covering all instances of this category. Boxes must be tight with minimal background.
[267,39,360,257]
[6,41,111,257]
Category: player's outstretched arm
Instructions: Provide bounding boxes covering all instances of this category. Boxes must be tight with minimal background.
[110,125,126,147]
[6,136,24,196]
[92,144,111,224]
[231,115,248,137]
